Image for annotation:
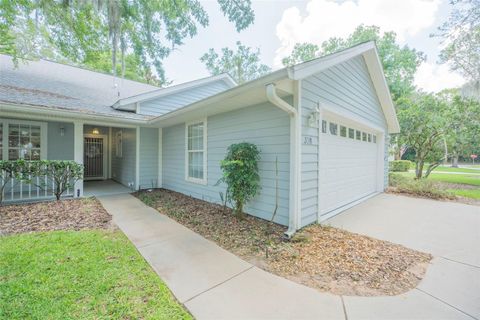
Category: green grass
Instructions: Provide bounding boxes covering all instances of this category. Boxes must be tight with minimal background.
[399,172,480,186]
[433,166,480,174]
[448,189,480,200]
[0,230,191,320]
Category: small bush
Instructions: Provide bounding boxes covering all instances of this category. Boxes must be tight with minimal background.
[389,160,413,172]
[219,142,261,217]
[388,173,455,200]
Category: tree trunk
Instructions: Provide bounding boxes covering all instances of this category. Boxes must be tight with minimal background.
[443,137,448,165]
[415,159,424,179]
[452,152,459,167]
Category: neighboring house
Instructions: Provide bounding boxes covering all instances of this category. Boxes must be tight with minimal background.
[0,41,399,235]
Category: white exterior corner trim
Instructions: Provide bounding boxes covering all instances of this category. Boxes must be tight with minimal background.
[135,126,140,190]
[265,83,300,237]
[73,121,84,198]
[158,128,163,188]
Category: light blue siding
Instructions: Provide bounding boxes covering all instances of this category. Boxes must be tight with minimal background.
[139,127,159,189]
[111,127,136,187]
[140,80,231,116]
[162,101,291,226]
[300,55,388,227]
[47,121,74,160]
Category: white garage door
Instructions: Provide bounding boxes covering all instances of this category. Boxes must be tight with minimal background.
[319,118,379,218]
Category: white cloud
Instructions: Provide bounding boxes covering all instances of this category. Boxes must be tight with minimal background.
[414,61,466,92]
[274,0,441,67]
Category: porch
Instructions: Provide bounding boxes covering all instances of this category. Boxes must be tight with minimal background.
[1,117,160,204]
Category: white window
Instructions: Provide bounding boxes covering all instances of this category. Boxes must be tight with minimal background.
[185,120,207,184]
[115,130,123,158]
[0,120,46,160]
[348,128,355,139]
[340,125,347,137]
[329,122,338,135]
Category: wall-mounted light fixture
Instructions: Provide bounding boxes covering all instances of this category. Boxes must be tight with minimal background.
[92,128,100,135]
[59,126,65,136]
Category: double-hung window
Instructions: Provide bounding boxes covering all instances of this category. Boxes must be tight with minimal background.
[0,120,46,160]
[185,120,207,184]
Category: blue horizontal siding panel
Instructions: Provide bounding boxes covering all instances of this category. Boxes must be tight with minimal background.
[140,80,231,116]
[111,127,135,187]
[139,127,159,189]
[300,55,388,228]
[162,101,291,226]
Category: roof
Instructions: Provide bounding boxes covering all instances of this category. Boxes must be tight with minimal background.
[0,54,158,120]
[1,42,399,133]
[113,74,236,110]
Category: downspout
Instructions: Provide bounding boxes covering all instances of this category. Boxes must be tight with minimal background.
[265,83,299,238]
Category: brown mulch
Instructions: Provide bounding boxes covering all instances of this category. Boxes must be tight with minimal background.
[0,197,113,235]
[135,189,433,296]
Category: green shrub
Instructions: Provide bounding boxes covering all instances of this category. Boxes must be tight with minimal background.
[389,160,413,172]
[219,142,261,217]
[388,173,455,200]
[0,160,83,203]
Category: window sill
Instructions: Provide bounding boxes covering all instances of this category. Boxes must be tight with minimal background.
[185,177,208,185]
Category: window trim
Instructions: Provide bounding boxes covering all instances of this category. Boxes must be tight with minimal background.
[0,119,47,161]
[185,118,208,185]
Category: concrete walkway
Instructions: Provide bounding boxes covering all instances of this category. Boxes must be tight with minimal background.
[99,194,478,320]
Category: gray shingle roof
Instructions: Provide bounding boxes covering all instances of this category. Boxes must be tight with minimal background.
[0,54,159,120]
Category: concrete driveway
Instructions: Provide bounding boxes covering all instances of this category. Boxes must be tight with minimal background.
[327,193,480,319]
[99,193,479,320]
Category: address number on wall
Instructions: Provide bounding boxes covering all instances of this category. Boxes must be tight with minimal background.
[303,136,313,145]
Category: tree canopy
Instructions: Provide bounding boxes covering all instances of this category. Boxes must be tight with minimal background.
[0,0,255,85]
[435,0,480,81]
[281,43,319,66]
[200,41,271,84]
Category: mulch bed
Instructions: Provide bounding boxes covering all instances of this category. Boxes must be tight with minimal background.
[0,198,113,235]
[135,189,433,296]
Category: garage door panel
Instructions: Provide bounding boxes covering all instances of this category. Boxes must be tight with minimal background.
[319,118,379,216]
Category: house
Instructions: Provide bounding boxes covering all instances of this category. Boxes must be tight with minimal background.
[0,41,399,235]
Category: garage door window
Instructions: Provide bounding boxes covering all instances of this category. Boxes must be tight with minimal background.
[362,132,367,141]
[340,126,347,137]
[322,120,327,133]
[356,130,361,140]
[329,123,338,135]
[373,135,377,143]
[348,128,354,139]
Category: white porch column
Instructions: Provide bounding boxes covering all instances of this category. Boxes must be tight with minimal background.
[74,121,84,197]
[135,126,140,190]
[158,128,163,188]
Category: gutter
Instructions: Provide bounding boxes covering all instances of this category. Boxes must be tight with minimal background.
[265,83,299,238]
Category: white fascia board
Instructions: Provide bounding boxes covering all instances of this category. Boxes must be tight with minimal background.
[112,74,237,109]
[362,48,400,134]
[289,41,376,80]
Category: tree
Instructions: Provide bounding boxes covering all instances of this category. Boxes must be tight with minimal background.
[396,93,449,179]
[434,0,480,81]
[441,91,480,166]
[282,43,319,66]
[200,41,271,83]
[219,142,261,217]
[0,0,255,85]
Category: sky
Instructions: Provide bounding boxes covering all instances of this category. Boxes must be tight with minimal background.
[162,0,466,93]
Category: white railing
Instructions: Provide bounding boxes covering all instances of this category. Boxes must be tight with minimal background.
[1,171,73,203]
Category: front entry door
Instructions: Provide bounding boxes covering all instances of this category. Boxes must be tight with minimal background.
[84,135,107,180]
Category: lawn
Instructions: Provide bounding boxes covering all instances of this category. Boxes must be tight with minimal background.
[0,230,191,320]
[433,166,480,174]
[0,198,191,320]
[392,172,480,201]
